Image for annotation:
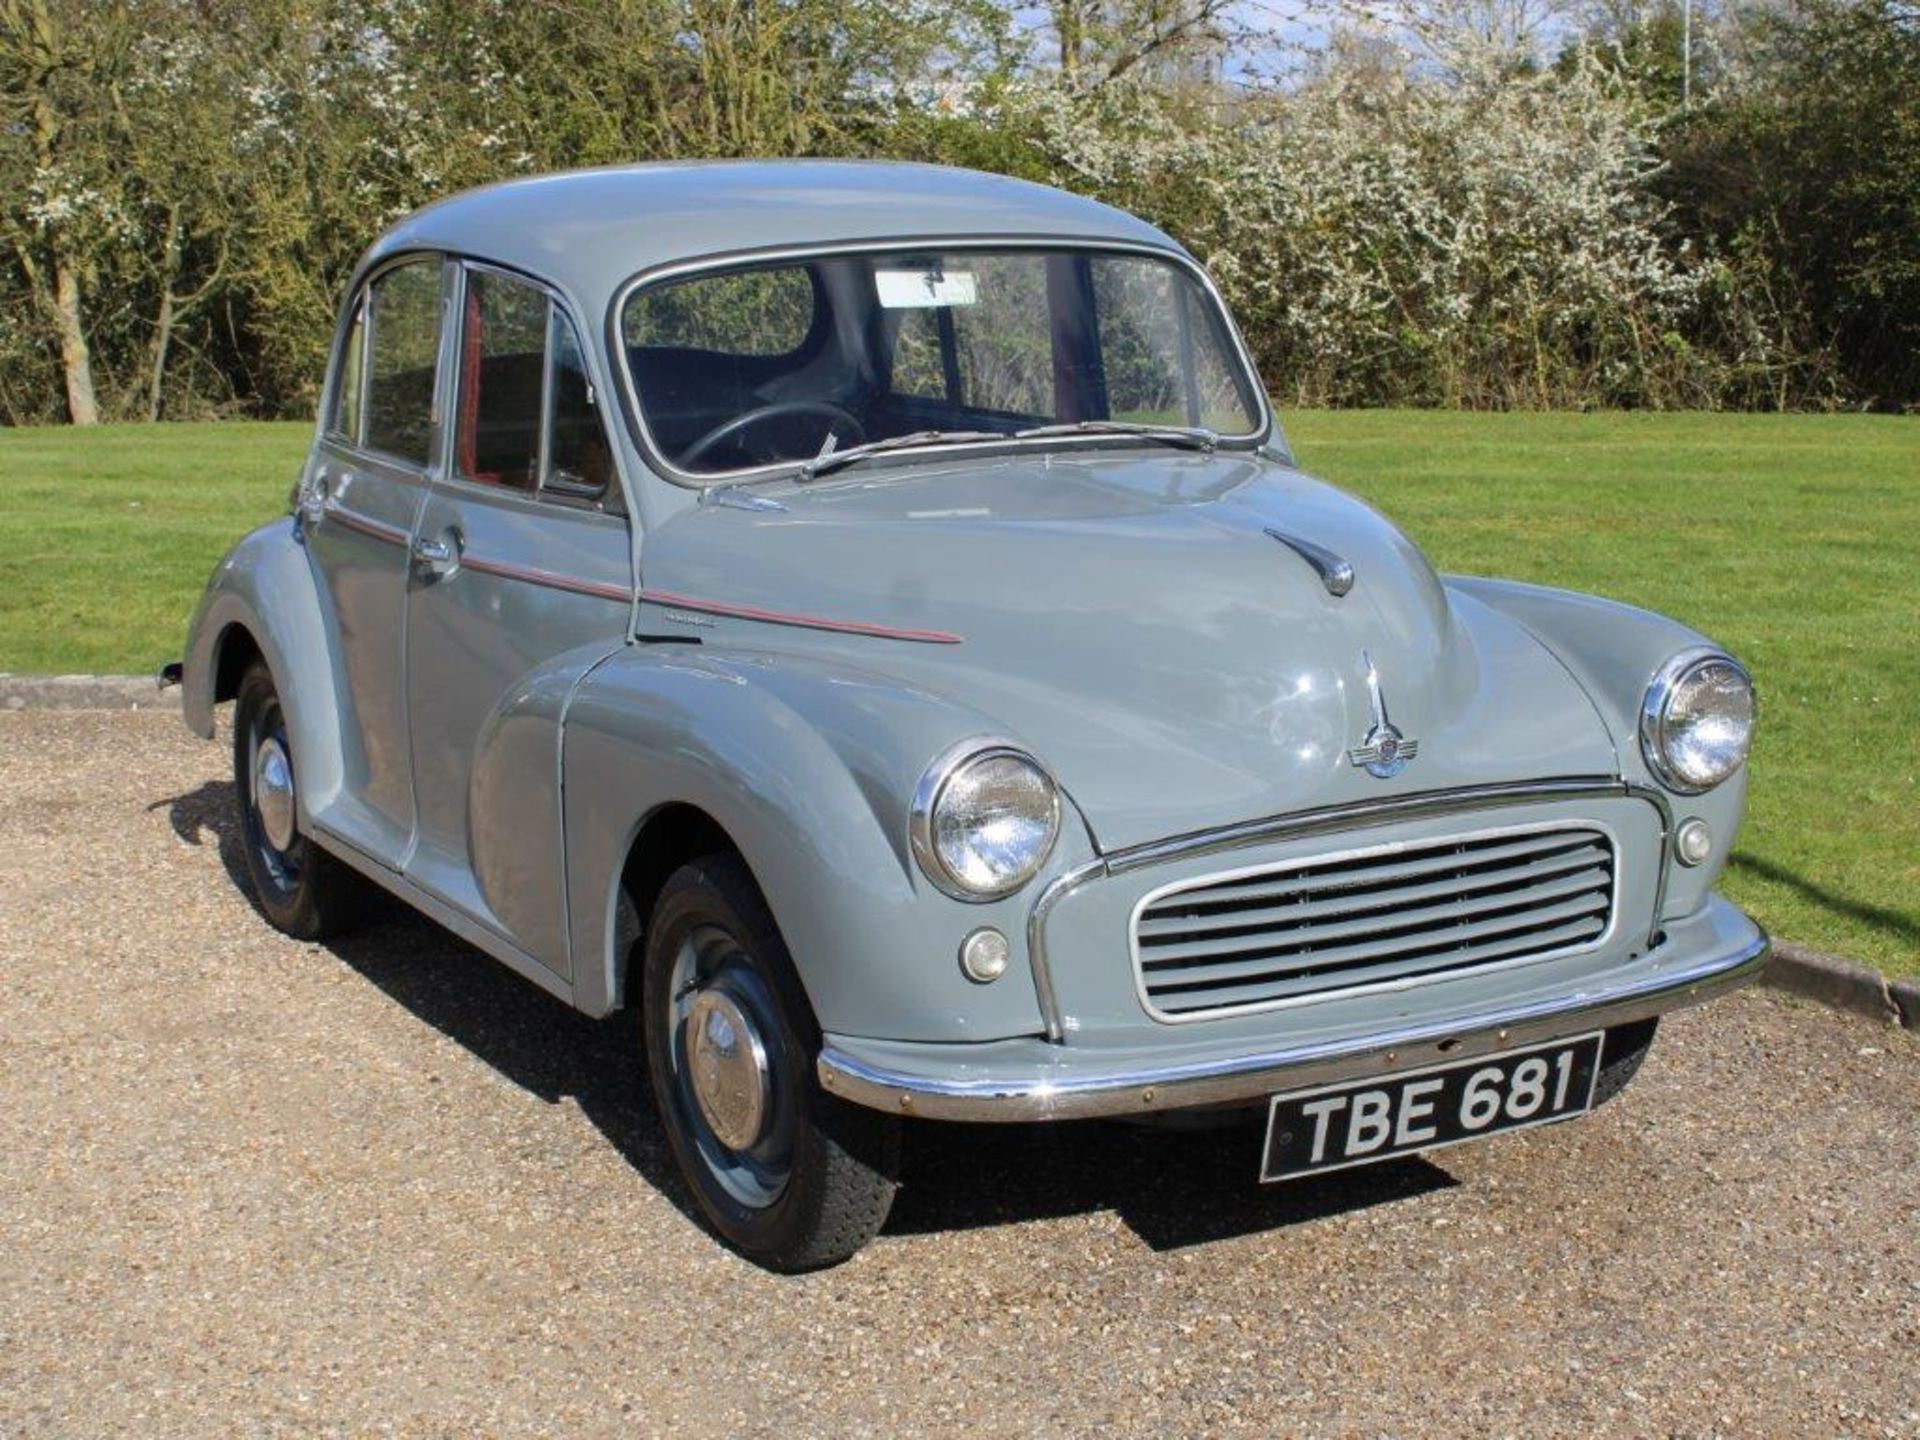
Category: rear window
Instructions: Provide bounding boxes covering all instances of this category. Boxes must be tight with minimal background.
[364,259,443,465]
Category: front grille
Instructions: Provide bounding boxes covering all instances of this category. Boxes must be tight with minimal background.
[1132,825,1616,1020]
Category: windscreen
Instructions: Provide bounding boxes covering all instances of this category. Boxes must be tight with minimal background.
[620,248,1263,477]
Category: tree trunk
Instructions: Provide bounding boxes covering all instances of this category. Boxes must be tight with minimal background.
[51,251,98,426]
[22,1,100,427]
[146,284,174,424]
[146,207,182,423]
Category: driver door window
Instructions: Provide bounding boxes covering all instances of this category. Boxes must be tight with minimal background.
[454,266,613,500]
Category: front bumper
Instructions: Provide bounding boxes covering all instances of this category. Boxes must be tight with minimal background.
[818,894,1767,1122]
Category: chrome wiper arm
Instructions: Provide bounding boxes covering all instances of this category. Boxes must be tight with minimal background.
[797,428,1007,481]
[1013,419,1219,451]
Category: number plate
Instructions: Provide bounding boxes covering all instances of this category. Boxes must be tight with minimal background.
[1260,1033,1603,1182]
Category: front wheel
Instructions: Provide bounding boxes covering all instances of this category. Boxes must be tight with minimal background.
[231,660,368,940]
[1591,1017,1659,1109]
[641,854,899,1271]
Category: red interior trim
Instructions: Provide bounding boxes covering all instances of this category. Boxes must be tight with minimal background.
[456,282,482,479]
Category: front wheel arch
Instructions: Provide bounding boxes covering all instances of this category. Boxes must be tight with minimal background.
[614,802,744,1010]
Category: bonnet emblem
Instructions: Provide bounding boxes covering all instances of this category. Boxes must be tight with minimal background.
[1348,650,1419,779]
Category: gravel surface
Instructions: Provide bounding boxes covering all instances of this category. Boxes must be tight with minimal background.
[3,710,1916,1438]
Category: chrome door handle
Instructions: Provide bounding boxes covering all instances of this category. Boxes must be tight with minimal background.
[298,474,330,528]
[410,529,461,578]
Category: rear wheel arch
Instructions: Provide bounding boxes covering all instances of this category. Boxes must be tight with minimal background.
[211,622,264,704]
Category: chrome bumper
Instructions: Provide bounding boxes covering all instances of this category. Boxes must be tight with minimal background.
[818,915,1768,1123]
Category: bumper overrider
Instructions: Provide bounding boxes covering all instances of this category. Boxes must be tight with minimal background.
[818,893,1768,1123]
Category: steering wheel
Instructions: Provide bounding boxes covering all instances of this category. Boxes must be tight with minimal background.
[679,401,866,469]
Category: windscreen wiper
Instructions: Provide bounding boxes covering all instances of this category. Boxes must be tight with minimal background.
[1014,419,1219,451]
[797,428,1007,481]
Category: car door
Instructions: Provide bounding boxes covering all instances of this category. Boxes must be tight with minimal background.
[401,262,634,976]
[299,253,450,867]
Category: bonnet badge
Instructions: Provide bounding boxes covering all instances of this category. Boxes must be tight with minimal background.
[1348,650,1419,779]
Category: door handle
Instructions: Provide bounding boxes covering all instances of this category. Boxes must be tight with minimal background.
[298,473,330,528]
[411,528,462,579]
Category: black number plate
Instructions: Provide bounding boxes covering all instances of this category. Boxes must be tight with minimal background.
[1261,1033,1603,1182]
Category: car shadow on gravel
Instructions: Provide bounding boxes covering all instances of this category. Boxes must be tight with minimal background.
[159,778,1457,1257]
[891,1120,1454,1251]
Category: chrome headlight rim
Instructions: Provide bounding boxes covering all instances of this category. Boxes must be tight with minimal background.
[1639,646,1756,796]
[910,738,1062,902]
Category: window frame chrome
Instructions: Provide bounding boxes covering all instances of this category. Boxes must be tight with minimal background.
[606,235,1275,489]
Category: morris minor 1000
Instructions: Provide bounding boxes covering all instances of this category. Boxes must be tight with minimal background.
[174,162,1766,1269]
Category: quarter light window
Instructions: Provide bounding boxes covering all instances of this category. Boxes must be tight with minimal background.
[364,259,443,465]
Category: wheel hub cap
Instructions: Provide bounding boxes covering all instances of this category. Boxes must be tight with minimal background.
[685,989,771,1152]
[254,737,297,853]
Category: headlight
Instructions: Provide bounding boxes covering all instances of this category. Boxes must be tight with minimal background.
[911,743,1060,900]
[1640,649,1755,794]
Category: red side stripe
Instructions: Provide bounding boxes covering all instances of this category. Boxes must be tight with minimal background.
[641,589,963,645]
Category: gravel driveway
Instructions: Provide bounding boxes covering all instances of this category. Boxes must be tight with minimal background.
[2,710,1916,1437]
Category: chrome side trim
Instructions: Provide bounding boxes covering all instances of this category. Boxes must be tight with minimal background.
[818,926,1769,1122]
[1125,820,1623,1024]
[461,552,631,603]
[1263,526,1354,597]
[327,506,410,547]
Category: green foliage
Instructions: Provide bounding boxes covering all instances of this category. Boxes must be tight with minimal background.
[0,0,1912,421]
[1662,0,1920,408]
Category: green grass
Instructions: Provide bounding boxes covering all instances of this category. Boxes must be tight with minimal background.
[0,422,301,674]
[2,413,1915,976]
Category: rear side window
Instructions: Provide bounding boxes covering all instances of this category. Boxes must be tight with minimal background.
[364,259,444,464]
[453,265,614,499]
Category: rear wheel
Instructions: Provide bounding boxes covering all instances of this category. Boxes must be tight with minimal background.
[231,661,368,940]
[641,853,899,1271]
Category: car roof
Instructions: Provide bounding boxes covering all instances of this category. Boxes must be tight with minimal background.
[363,160,1184,311]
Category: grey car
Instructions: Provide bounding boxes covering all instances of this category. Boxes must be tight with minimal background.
[173,161,1766,1270]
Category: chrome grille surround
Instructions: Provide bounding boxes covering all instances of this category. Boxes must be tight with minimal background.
[1129,821,1620,1024]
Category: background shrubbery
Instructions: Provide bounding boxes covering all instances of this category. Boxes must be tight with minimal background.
[2,0,1915,425]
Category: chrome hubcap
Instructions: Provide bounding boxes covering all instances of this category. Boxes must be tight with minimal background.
[685,989,771,1152]
[253,736,296,853]
[668,925,793,1210]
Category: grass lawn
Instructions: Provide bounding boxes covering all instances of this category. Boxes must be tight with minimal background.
[2,413,1916,977]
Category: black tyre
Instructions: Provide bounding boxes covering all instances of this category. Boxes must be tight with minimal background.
[641,853,900,1271]
[1591,1018,1659,1109]
[232,661,369,940]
